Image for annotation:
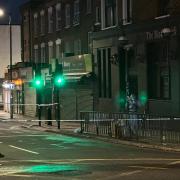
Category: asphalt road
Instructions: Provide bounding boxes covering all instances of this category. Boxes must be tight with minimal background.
[0,121,180,180]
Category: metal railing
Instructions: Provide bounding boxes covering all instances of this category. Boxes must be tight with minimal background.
[80,111,180,144]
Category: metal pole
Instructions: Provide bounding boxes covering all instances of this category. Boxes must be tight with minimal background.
[9,15,13,119]
[125,48,129,112]
[37,89,41,126]
[56,87,60,129]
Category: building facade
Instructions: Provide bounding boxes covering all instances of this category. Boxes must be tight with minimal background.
[20,0,98,118]
[92,0,180,116]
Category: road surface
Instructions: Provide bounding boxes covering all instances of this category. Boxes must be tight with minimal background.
[0,121,180,179]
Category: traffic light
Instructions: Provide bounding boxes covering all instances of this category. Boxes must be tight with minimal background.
[32,76,44,89]
[117,92,126,108]
[54,75,65,87]
[139,91,148,105]
[54,63,65,87]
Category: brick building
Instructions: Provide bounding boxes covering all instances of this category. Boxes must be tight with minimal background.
[20,0,98,118]
[92,0,180,116]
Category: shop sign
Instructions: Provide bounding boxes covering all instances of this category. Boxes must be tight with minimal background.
[146,26,177,40]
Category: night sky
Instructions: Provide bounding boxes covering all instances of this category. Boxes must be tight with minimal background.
[0,0,29,24]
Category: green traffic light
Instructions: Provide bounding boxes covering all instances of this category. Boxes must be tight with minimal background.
[35,80,41,85]
[139,91,148,105]
[33,76,43,89]
[54,75,65,87]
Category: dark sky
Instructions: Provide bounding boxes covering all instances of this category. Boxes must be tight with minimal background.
[0,0,29,24]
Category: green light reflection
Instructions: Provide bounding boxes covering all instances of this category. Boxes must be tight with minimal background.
[24,165,80,173]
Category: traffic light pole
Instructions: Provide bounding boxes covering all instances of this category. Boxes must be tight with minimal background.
[55,87,60,129]
[37,89,41,126]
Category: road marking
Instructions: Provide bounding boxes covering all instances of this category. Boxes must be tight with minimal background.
[119,170,142,176]
[99,170,142,180]
[0,142,3,143]
[129,165,168,170]
[1,158,180,164]
[168,161,180,165]
[0,134,48,138]
[9,145,39,155]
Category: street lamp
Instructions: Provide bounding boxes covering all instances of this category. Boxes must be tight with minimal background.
[0,8,13,119]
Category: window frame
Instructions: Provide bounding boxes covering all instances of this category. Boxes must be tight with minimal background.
[56,3,62,31]
[122,0,132,25]
[65,4,71,28]
[48,7,53,33]
[73,0,80,26]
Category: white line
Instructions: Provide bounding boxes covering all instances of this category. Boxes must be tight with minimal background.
[0,142,3,144]
[129,165,168,170]
[9,145,39,155]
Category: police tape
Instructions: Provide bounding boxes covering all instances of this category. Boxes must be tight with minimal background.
[0,103,59,106]
[0,118,174,122]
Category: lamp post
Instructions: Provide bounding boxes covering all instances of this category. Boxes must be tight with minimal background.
[0,8,13,118]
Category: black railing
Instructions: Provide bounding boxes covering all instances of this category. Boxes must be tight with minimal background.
[80,111,180,144]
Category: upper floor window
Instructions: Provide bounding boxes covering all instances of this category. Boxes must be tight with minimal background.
[48,41,54,62]
[48,7,53,33]
[74,39,81,55]
[158,0,170,16]
[41,43,46,63]
[122,0,132,24]
[56,39,62,60]
[73,0,80,25]
[40,10,45,35]
[65,4,71,28]
[33,13,38,36]
[56,3,62,31]
[95,6,101,24]
[86,0,92,14]
[101,0,117,29]
[34,45,39,63]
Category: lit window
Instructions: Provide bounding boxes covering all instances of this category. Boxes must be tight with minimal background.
[65,4,71,28]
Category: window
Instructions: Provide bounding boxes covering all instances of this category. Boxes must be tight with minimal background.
[74,39,81,55]
[122,0,132,24]
[95,7,101,24]
[65,4,71,28]
[64,41,74,57]
[33,13,38,36]
[73,0,80,25]
[34,45,39,63]
[101,0,117,29]
[56,3,61,31]
[41,43,46,63]
[158,0,170,16]
[147,41,170,99]
[48,41,54,62]
[48,7,53,33]
[40,10,45,35]
[56,39,61,60]
[86,0,92,14]
[97,48,112,98]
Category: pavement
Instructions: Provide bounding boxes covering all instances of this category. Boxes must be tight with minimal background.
[1,111,180,154]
